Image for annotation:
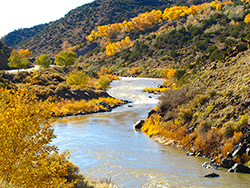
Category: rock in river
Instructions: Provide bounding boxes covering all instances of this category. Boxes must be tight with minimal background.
[204,173,220,178]
[133,120,145,130]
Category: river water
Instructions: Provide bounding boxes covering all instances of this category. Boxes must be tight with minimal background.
[52,77,250,187]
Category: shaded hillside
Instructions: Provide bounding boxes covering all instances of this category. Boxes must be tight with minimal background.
[0,40,13,70]
[1,24,48,49]
[1,0,177,56]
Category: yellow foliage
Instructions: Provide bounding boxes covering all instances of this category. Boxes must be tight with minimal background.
[17,48,32,57]
[0,87,75,187]
[106,36,134,56]
[142,87,170,94]
[222,139,234,156]
[244,13,250,23]
[66,70,89,89]
[132,67,140,75]
[53,97,125,116]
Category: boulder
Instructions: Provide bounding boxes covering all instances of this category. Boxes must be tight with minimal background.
[232,143,247,157]
[133,120,145,130]
[204,173,220,178]
[147,109,156,118]
[202,162,219,170]
[220,158,234,169]
[228,163,250,173]
[235,43,248,53]
[187,152,196,156]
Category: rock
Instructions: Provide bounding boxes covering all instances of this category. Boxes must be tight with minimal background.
[78,111,85,115]
[228,163,250,173]
[235,43,248,53]
[187,152,196,156]
[127,104,133,107]
[220,158,234,169]
[196,152,202,157]
[202,162,219,170]
[204,173,220,178]
[147,109,156,118]
[99,102,106,106]
[232,143,247,157]
[133,120,145,130]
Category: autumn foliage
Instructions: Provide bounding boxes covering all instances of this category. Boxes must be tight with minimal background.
[8,49,32,70]
[0,87,76,187]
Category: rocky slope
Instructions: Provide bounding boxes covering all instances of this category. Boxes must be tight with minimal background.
[1,0,175,56]
[0,40,12,70]
[141,42,250,173]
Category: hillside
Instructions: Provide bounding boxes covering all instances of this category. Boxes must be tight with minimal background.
[0,40,13,70]
[1,0,177,56]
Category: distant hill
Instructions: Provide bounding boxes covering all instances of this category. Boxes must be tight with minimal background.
[0,40,13,70]
[1,0,176,56]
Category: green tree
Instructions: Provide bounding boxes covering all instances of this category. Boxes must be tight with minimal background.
[66,69,89,89]
[8,49,32,70]
[55,51,77,66]
[36,54,52,68]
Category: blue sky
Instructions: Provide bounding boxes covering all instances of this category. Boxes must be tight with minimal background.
[0,0,94,38]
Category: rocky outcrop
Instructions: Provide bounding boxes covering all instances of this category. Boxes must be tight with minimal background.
[228,163,250,173]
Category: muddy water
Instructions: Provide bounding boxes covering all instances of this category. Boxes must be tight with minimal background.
[52,77,250,187]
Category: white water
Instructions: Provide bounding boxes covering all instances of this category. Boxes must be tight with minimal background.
[52,77,250,187]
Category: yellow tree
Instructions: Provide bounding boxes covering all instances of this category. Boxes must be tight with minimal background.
[0,87,76,187]
[8,49,32,71]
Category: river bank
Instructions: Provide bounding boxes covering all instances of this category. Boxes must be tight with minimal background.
[53,77,250,187]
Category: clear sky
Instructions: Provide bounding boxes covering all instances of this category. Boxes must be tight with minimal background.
[0,0,94,38]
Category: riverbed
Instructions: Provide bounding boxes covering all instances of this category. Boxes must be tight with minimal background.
[52,77,250,187]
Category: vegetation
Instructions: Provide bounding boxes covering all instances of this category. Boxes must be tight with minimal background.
[0,86,76,187]
[55,51,77,66]
[36,53,52,68]
[7,49,32,70]
[1,0,250,185]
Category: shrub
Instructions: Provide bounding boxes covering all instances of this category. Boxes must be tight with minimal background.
[55,51,77,66]
[66,70,88,89]
[97,76,111,91]
[55,82,69,92]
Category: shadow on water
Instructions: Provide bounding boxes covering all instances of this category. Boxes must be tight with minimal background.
[52,77,250,188]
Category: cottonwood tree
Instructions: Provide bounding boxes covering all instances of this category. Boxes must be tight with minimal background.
[0,86,76,187]
[8,49,32,70]
[55,51,77,66]
[36,54,52,68]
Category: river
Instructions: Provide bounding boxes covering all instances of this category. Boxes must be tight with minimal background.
[52,77,250,187]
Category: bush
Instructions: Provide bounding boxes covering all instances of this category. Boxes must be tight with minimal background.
[55,82,69,92]
[66,70,88,89]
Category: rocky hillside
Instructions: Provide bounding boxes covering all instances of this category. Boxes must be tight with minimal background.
[1,0,177,56]
[0,40,13,70]
[141,42,250,172]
